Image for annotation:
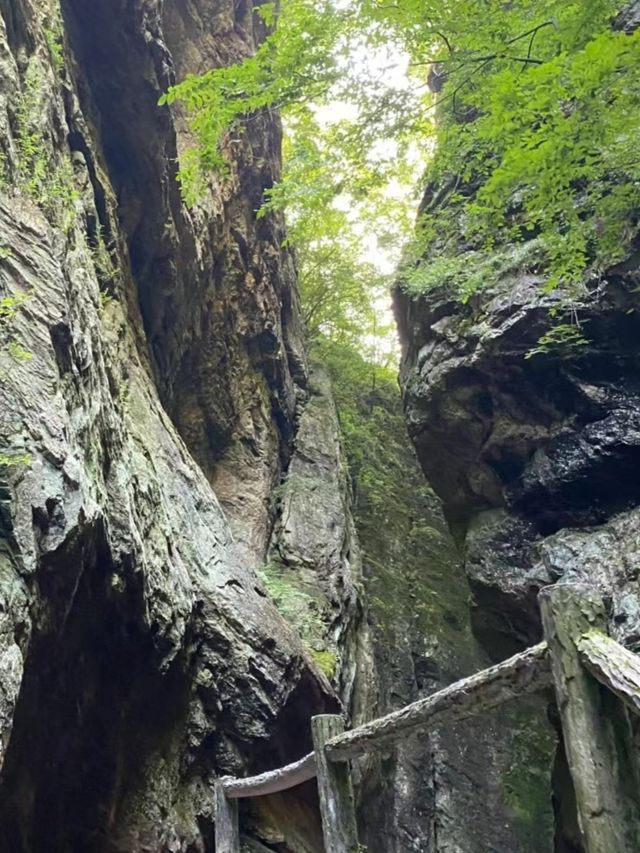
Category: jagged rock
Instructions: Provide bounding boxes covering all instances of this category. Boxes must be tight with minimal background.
[2,0,619,850]
[396,272,640,528]
[395,12,640,831]
[60,0,307,568]
[614,0,640,32]
[338,371,555,852]
[535,508,640,650]
[0,1,336,850]
[265,366,372,708]
[396,265,640,629]
[396,179,640,852]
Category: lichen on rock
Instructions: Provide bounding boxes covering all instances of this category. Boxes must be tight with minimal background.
[0,1,338,849]
[395,124,640,853]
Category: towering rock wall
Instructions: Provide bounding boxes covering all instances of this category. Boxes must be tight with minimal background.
[393,10,640,846]
[0,1,360,850]
[59,0,308,567]
[3,0,632,851]
[326,355,554,853]
[264,365,375,716]
[395,154,640,853]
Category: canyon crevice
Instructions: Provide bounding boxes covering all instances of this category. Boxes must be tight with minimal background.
[0,2,638,852]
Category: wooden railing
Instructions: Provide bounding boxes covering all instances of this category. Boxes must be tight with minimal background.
[215,584,640,853]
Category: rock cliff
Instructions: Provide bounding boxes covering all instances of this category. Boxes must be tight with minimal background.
[327,353,554,853]
[2,0,633,851]
[395,174,640,853]
[0,1,347,849]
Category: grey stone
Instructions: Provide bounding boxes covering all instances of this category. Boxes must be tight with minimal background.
[0,1,335,849]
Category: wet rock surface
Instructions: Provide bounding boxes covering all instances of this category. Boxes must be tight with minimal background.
[396,265,640,616]
[264,366,374,712]
[397,273,640,526]
[396,247,640,850]
[0,1,336,850]
[2,0,634,850]
[60,0,308,568]
[335,373,555,852]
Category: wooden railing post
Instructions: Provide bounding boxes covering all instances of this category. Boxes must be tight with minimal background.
[539,583,640,853]
[311,715,359,852]
[215,781,240,853]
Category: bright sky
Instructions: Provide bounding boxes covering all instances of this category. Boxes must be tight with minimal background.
[314,40,427,364]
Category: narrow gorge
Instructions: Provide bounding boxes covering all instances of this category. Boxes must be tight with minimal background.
[0,1,638,852]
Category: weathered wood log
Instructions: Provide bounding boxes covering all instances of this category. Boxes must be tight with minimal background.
[326,641,551,761]
[215,782,240,853]
[223,752,316,798]
[577,630,640,718]
[311,715,359,853]
[540,584,640,853]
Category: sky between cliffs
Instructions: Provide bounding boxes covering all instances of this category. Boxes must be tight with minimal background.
[286,36,429,364]
[163,0,640,362]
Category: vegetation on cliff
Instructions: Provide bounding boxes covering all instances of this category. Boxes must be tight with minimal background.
[163,0,639,323]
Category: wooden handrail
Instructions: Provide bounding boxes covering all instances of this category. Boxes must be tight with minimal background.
[577,630,640,718]
[325,641,551,761]
[222,752,316,798]
[540,584,640,852]
[215,584,640,853]
[218,641,551,794]
[218,629,640,795]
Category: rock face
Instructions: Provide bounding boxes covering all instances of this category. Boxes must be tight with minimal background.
[3,0,631,851]
[332,365,554,853]
[395,242,640,849]
[0,1,342,850]
[59,0,308,568]
[264,366,374,714]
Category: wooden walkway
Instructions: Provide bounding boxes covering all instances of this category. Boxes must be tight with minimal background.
[215,584,640,853]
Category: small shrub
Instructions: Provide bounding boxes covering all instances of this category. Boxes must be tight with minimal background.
[44,24,65,72]
[525,323,589,359]
[257,562,325,642]
[14,63,78,230]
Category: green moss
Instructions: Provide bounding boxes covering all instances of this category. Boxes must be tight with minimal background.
[319,339,555,848]
[6,340,32,362]
[1,292,32,371]
[257,563,324,645]
[258,564,339,681]
[501,706,556,848]
[0,452,31,469]
[316,341,477,672]
[309,649,337,679]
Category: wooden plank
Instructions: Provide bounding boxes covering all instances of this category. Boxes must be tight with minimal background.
[215,781,240,853]
[577,630,640,718]
[326,641,551,761]
[540,583,640,853]
[311,715,359,853]
[223,752,316,799]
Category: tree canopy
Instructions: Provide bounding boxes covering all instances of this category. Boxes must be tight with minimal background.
[160,0,640,327]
